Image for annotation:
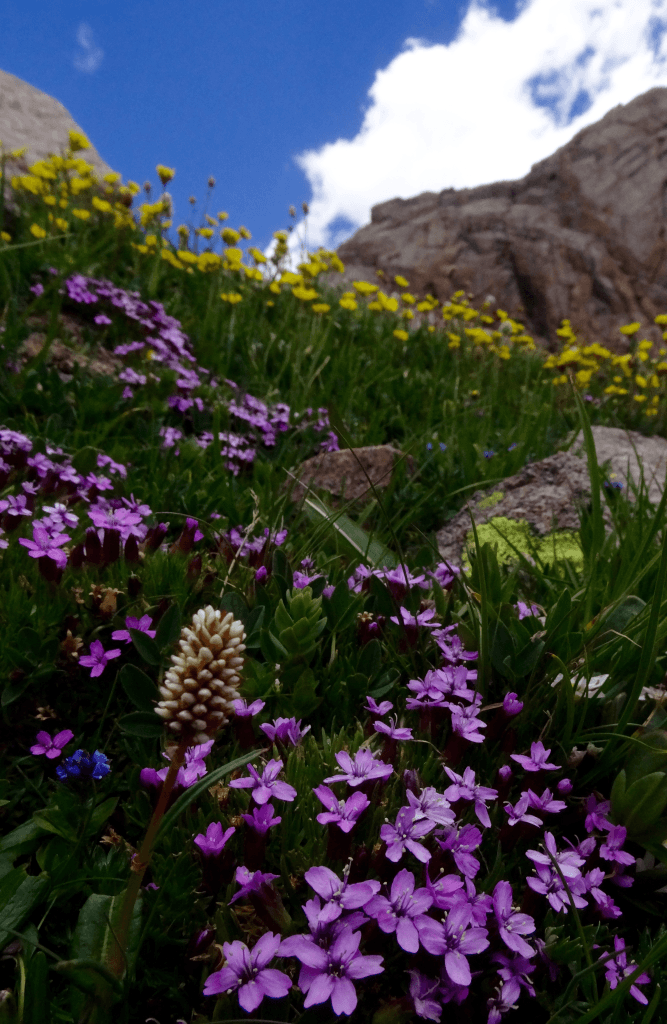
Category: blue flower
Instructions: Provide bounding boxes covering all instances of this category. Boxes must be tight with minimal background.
[439,442,447,451]
[426,442,433,451]
[483,450,496,459]
[56,749,111,782]
[507,442,517,451]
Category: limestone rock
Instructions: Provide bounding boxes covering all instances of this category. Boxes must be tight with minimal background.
[0,66,116,213]
[436,425,667,566]
[330,87,667,353]
[286,445,413,504]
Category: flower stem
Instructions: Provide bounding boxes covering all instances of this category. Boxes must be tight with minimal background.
[107,737,188,979]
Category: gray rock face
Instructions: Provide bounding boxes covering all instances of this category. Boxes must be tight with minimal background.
[436,425,667,566]
[0,66,116,211]
[331,87,667,353]
[286,445,413,504]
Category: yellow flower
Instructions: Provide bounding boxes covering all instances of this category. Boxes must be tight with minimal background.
[127,181,141,195]
[92,196,113,214]
[311,303,330,314]
[177,250,198,264]
[613,375,623,383]
[401,292,416,305]
[68,130,90,152]
[248,246,267,264]
[156,165,175,186]
[29,224,47,239]
[292,286,319,301]
[353,280,379,295]
[221,227,241,245]
[604,385,628,395]
[497,345,511,360]
[428,325,435,333]
[401,309,414,320]
[279,271,302,286]
[393,329,409,341]
[54,218,68,232]
[619,322,641,336]
[394,275,409,287]
[655,314,667,325]
[638,339,653,351]
[238,226,251,239]
[269,282,281,294]
[650,374,660,388]
[69,176,92,195]
[43,195,57,206]
[635,375,647,388]
[220,292,243,304]
[244,266,263,281]
[266,300,275,307]
[338,296,358,311]
[218,211,229,222]
[10,146,28,159]
[634,394,647,402]
[448,338,460,349]
[470,389,480,397]
[198,227,214,239]
[0,232,11,243]
[103,172,122,184]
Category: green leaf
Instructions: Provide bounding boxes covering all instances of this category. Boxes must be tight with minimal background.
[129,628,161,666]
[71,445,99,475]
[118,663,156,711]
[154,603,181,650]
[244,605,265,648]
[358,638,382,679]
[23,950,50,1024]
[302,493,397,568]
[0,820,49,856]
[220,591,249,624]
[69,891,140,1018]
[1,675,33,707]
[88,797,119,836]
[118,711,164,738]
[0,873,49,947]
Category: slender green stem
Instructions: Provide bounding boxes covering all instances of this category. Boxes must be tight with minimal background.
[107,736,187,979]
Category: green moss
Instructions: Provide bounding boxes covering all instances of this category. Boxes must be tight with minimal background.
[477,490,505,510]
[464,515,583,572]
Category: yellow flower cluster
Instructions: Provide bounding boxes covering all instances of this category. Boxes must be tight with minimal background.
[543,319,667,417]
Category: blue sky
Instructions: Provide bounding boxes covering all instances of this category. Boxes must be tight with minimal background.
[2,0,667,263]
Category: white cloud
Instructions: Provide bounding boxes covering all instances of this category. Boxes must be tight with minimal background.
[271,0,667,267]
[73,23,104,74]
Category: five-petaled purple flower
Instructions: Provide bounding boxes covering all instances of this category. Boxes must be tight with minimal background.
[79,639,121,678]
[381,806,435,863]
[304,865,380,923]
[600,937,651,1005]
[492,880,536,957]
[19,523,70,568]
[365,868,434,953]
[30,729,74,759]
[313,786,370,833]
[202,932,292,1012]
[282,926,384,1016]
[418,902,490,986]
[241,804,282,833]
[111,614,156,644]
[511,741,560,772]
[228,758,297,805]
[194,822,236,856]
[324,748,393,787]
[443,766,498,828]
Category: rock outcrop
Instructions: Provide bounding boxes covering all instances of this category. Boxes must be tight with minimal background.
[332,87,667,353]
[0,67,116,212]
[435,425,667,566]
[286,445,414,504]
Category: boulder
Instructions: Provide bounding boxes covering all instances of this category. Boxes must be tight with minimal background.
[436,425,667,567]
[0,66,116,214]
[286,445,413,504]
[330,87,667,354]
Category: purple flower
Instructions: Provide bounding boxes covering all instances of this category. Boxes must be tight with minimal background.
[202,931,292,1012]
[585,794,612,833]
[492,880,536,957]
[293,569,323,589]
[255,565,268,583]
[450,703,487,744]
[30,729,74,759]
[443,766,497,827]
[418,902,489,986]
[56,749,111,781]
[232,698,265,717]
[599,825,635,867]
[228,758,297,805]
[304,865,380,923]
[79,639,121,678]
[381,806,435,863]
[405,786,455,827]
[323,748,393,787]
[30,282,44,297]
[284,926,384,1016]
[409,969,443,1022]
[390,606,438,629]
[526,832,585,879]
[365,868,434,952]
[18,523,70,568]
[511,740,560,772]
[526,863,588,915]
[503,692,524,716]
[600,937,651,1005]
[364,696,393,716]
[241,803,282,834]
[435,824,483,878]
[527,788,567,815]
[373,717,413,741]
[194,821,236,856]
[313,786,370,833]
[515,600,541,620]
[94,313,113,325]
[322,584,335,598]
[260,716,311,746]
[111,614,156,644]
[504,793,542,828]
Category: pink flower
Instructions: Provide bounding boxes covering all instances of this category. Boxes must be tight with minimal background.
[112,614,156,644]
[79,639,122,678]
[30,729,74,759]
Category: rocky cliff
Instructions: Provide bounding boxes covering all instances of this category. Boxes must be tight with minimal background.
[332,87,667,352]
